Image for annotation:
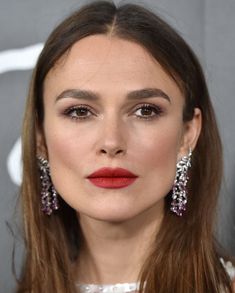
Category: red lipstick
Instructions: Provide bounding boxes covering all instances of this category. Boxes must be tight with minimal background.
[87,167,138,189]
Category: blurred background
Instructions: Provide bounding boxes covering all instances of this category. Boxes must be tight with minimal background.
[0,0,235,291]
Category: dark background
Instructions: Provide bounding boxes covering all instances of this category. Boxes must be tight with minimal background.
[0,0,234,291]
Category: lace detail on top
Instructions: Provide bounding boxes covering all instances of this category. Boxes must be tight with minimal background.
[220,258,235,280]
[76,282,143,293]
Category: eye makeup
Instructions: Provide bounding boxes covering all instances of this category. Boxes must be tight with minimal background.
[61,102,165,122]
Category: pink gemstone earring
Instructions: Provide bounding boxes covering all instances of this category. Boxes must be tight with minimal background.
[37,156,59,215]
[170,149,192,216]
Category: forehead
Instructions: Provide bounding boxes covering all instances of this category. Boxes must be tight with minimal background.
[44,35,183,101]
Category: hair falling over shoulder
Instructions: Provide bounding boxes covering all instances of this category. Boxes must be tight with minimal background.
[16,1,234,292]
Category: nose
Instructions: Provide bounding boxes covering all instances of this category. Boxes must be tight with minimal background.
[96,116,127,158]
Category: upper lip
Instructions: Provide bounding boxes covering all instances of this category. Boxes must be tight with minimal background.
[87,167,138,178]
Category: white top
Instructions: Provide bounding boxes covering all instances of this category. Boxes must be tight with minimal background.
[220,257,235,280]
[76,282,141,293]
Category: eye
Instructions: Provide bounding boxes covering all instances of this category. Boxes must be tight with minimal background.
[133,104,163,120]
[63,105,95,120]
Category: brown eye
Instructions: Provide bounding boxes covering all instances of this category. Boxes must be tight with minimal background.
[139,107,153,116]
[134,104,163,119]
[74,108,89,116]
[64,105,94,120]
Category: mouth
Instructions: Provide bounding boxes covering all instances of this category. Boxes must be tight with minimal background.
[87,167,138,189]
[87,177,137,189]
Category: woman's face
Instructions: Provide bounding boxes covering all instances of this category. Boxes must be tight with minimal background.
[40,35,201,222]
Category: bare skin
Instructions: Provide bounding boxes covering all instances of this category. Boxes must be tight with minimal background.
[74,199,164,284]
[38,35,202,284]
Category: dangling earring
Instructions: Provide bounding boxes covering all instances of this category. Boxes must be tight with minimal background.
[37,156,59,215]
[170,148,192,216]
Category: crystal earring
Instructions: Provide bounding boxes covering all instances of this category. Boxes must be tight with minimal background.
[170,148,192,216]
[37,156,59,215]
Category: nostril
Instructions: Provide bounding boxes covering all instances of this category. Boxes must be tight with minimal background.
[116,149,124,154]
[99,148,126,156]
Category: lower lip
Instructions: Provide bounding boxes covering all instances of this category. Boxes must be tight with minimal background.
[88,177,137,188]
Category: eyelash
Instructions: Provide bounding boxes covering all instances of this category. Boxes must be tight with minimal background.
[63,105,95,121]
[133,104,164,120]
[63,103,164,121]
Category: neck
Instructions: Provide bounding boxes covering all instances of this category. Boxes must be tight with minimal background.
[74,202,164,284]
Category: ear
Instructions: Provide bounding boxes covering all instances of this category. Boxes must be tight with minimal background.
[178,107,202,158]
[36,126,48,159]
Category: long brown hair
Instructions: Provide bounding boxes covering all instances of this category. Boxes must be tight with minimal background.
[17,1,233,292]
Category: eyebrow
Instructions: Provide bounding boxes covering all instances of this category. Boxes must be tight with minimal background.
[55,88,171,103]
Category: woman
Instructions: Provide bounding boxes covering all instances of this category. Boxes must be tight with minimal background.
[17,1,235,292]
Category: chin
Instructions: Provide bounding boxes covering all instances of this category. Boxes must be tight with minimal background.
[79,206,142,223]
[95,213,137,223]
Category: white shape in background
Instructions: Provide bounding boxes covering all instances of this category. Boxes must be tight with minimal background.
[1,43,44,185]
[0,43,44,74]
[6,138,22,186]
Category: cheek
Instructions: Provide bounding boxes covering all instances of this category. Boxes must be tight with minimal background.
[132,123,182,197]
[43,125,95,205]
[133,123,181,169]
[44,123,94,173]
